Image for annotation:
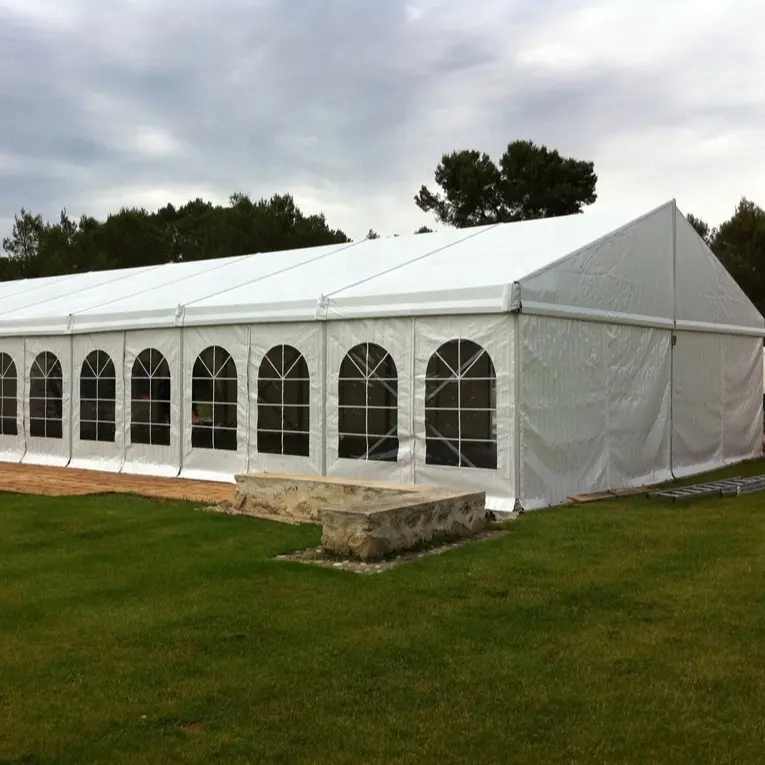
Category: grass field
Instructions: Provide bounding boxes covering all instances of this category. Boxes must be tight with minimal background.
[3,465,765,764]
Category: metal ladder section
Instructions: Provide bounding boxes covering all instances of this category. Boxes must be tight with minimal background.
[648,474,765,501]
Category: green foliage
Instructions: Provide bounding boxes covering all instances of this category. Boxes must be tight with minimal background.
[414,225,433,234]
[3,461,765,763]
[709,198,765,314]
[0,193,349,281]
[686,199,765,315]
[686,212,713,245]
[365,228,380,239]
[415,139,598,227]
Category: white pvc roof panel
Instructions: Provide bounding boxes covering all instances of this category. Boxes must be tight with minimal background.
[183,226,492,323]
[43,257,245,322]
[326,211,634,306]
[0,272,72,301]
[0,264,162,321]
[0,200,758,335]
[70,240,362,331]
[0,265,160,320]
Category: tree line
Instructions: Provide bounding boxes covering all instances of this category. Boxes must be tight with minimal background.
[2,139,764,314]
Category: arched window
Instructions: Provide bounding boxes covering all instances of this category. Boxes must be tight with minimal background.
[338,343,398,462]
[29,351,63,439]
[131,348,171,447]
[191,346,238,451]
[0,352,18,437]
[425,339,497,469]
[257,345,310,457]
[80,350,116,443]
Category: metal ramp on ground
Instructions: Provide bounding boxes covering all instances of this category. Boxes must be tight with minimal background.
[648,474,765,501]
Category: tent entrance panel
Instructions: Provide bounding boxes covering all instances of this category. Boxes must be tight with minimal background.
[413,315,514,511]
[0,337,25,463]
[122,329,181,478]
[325,318,413,485]
[22,336,71,467]
[179,325,248,483]
[69,332,125,473]
[248,323,324,477]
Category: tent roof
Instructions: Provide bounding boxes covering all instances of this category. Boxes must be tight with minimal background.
[0,200,761,336]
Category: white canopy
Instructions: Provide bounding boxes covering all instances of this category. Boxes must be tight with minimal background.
[0,200,760,337]
[0,199,762,509]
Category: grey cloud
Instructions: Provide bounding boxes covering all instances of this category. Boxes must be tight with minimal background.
[0,0,763,240]
[2,0,499,227]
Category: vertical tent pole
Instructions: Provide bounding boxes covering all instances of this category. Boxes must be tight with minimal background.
[66,327,74,467]
[120,330,127,471]
[319,306,328,477]
[670,198,677,479]
[513,311,523,511]
[244,324,252,474]
[409,316,416,484]
[176,310,184,477]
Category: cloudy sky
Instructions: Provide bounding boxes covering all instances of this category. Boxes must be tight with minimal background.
[0,0,762,241]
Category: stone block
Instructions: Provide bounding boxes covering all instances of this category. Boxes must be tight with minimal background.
[234,471,487,561]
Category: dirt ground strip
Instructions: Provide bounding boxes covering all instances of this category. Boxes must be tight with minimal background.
[0,462,235,504]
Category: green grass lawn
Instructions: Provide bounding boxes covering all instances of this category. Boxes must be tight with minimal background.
[3,465,765,764]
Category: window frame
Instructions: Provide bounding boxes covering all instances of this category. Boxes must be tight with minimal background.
[79,350,117,443]
[190,345,238,452]
[337,342,399,462]
[29,351,64,440]
[424,339,497,470]
[130,348,172,447]
[0,352,18,437]
[257,344,310,458]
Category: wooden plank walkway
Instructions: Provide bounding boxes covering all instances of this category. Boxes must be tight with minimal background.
[0,463,235,503]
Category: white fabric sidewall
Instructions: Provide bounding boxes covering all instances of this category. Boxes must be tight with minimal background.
[326,318,413,483]
[414,314,513,510]
[671,331,724,477]
[70,332,126,472]
[606,324,672,489]
[180,325,248,481]
[671,331,763,479]
[248,322,324,476]
[0,337,25,463]
[23,335,71,467]
[519,315,603,508]
[722,334,763,464]
[519,316,672,509]
[123,328,181,477]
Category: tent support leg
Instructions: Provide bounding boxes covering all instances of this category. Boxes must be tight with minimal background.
[669,198,677,480]
[513,313,523,510]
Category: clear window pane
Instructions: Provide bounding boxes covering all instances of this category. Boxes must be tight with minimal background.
[424,340,497,470]
[256,345,309,458]
[337,343,398,463]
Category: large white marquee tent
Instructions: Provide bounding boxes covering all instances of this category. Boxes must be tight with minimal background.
[0,199,761,510]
